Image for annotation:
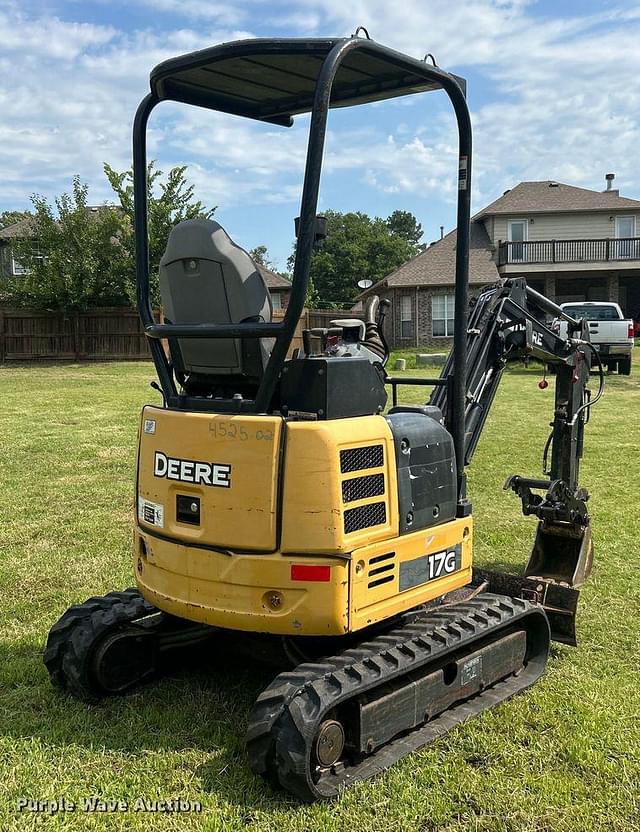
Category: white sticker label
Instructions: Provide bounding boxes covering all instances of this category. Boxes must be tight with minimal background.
[143,419,156,434]
[138,497,164,528]
[458,155,468,190]
[461,655,482,685]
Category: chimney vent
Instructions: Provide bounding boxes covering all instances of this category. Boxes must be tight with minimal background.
[440,225,444,240]
[605,173,615,191]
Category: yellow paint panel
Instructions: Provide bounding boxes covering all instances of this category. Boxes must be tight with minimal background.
[349,518,473,631]
[135,531,350,635]
[137,406,282,551]
[280,415,399,554]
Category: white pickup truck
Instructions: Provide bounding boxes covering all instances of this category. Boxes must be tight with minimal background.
[554,301,634,375]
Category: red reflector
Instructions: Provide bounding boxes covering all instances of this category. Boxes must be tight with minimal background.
[290,564,331,582]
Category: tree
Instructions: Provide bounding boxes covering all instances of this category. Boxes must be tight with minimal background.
[104,162,216,305]
[385,210,424,249]
[0,210,30,230]
[6,178,130,312]
[249,245,274,269]
[288,209,421,308]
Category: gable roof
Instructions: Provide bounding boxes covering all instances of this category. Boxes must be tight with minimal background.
[362,221,499,294]
[476,180,640,218]
[0,217,35,240]
[257,264,291,289]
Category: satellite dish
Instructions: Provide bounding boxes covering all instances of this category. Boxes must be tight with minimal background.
[357,278,373,290]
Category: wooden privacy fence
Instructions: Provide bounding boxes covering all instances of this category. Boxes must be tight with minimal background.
[307,308,364,329]
[0,307,353,363]
[0,308,149,362]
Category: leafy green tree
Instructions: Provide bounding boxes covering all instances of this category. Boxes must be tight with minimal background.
[385,210,424,249]
[104,162,216,305]
[6,178,129,312]
[249,245,274,269]
[288,210,421,308]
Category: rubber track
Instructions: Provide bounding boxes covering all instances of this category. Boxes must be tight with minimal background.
[246,593,549,801]
[44,588,156,702]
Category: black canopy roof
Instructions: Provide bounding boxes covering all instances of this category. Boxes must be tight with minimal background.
[150,38,465,126]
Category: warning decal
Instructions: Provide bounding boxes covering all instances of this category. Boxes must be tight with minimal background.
[138,497,164,529]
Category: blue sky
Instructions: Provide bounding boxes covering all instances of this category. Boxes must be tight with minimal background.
[1,0,640,271]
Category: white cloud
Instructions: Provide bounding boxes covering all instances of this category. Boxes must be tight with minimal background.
[134,0,246,25]
[285,0,640,205]
[0,10,116,60]
[0,0,639,237]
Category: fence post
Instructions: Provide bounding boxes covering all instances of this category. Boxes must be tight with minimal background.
[73,312,80,360]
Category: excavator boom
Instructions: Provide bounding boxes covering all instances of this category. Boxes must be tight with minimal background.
[428,277,600,643]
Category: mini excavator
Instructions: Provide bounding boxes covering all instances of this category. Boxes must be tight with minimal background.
[45,36,602,801]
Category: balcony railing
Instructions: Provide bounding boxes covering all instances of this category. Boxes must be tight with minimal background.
[498,237,640,266]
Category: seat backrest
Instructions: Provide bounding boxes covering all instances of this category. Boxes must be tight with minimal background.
[159,219,272,392]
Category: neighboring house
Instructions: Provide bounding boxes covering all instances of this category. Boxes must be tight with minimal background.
[357,176,640,348]
[257,266,292,311]
[0,216,292,310]
[0,217,37,278]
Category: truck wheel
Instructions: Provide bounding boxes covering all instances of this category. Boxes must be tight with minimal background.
[619,357,632,376]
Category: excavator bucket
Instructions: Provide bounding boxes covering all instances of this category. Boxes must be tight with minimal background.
[473,567,581,647]
[474,519,592,647]
[525,520,593,588]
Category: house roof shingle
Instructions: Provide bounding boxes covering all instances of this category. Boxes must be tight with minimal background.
[0,217,34,240]
[365,221,499,293]
[257,264,291,289]
[476,180,640,218]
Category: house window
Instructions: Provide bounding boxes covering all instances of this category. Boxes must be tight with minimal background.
[271,292,282,311]
[400,295,413,338]
[11,242,43,276]
[11,255,28,276]
[432,294,455,337]
[508,219,528,263]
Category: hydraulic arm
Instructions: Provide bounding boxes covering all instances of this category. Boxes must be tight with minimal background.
[430,277,601,642]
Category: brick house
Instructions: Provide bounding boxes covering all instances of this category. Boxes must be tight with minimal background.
[357,177,640,348]
[259,266,292,310]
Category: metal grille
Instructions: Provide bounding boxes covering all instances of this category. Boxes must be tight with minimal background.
[340,445,384,474]
[341,473,385,504]
[344,501,386,534]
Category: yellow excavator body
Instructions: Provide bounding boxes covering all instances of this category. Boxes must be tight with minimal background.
[135,406,472,636]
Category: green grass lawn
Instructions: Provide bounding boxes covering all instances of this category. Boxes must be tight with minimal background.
[1,356,639,831]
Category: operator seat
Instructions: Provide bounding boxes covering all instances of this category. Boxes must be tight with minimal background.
[159,219,273,398]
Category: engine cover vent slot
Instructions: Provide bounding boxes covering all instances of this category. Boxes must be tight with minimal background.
[369,551,394,566]
[369,562,394,577]
[340,445,384,474]
[344,502,386,534]
[368,574,394,589]
[342,473,385,503]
